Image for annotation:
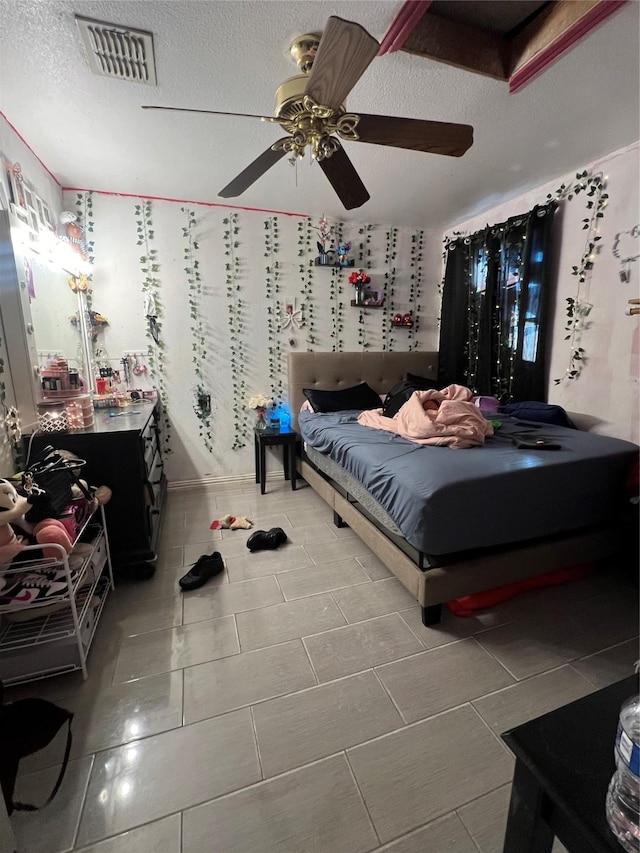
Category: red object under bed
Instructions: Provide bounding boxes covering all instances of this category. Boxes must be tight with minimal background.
[447,563,595,616]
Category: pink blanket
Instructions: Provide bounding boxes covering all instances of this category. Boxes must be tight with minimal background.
[357,384,494,448]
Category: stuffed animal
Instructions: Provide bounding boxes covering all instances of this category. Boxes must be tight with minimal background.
[0,479,74,566]
[210,514,253,530]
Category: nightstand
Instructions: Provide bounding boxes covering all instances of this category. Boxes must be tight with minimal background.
[254,427,300,495]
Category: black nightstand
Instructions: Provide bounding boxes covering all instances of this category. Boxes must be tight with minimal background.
[253,427,300,495]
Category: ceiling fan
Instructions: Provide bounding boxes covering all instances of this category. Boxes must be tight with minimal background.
[142,16,473,210]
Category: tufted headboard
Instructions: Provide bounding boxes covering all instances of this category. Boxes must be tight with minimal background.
[288,350,439,430]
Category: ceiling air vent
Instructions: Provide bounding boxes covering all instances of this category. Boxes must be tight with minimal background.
[75,15,157,85]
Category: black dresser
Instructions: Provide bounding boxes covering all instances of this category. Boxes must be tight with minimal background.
[24,401,167,576]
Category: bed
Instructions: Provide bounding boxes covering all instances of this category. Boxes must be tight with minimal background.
[288,351,637,625]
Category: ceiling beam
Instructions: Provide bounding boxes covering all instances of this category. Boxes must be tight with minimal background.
[508,0,628,92]
[378,0,433,56]
[401,9,509,80]
[399,0,627,91]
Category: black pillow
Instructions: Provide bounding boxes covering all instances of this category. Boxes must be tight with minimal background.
[405,372,441,390]
[303,382,382,413]
[382,379,423,418]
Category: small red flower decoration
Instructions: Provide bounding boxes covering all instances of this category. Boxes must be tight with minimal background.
[348,270,371,285]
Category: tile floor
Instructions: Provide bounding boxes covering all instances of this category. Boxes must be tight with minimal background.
[5,477,639,852]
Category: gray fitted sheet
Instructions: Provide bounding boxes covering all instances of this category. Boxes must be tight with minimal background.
[299,411,638,556]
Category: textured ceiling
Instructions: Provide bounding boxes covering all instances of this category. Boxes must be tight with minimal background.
[0,0,638,230]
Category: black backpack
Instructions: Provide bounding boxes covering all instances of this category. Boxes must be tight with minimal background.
[0,681,73,815]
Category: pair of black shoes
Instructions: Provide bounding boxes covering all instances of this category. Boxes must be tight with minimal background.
[179,552,225,591]
[246,527,288,552]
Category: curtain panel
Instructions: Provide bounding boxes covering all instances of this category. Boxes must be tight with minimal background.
[438,201,557,403]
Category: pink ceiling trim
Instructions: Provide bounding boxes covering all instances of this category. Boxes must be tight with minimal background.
[61,186,310,218]
[1,111,61,187]
[509,0,627,93]
[378,1,433,55]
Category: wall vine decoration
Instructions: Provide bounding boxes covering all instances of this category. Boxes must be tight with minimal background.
[302,218,317,349]
[73,191,97,377]
[264,216,284,403]
[329,220,345,351]
[357,224,374,350]
[135,200,171,449]
[408,230,424,350]
[223,211,247,450]
[383,227,398,350]
[549,170,609,384]
[182,207,212,453]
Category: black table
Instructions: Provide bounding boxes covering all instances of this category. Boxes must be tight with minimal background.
[501,674,638,853]
[253,427,299,495]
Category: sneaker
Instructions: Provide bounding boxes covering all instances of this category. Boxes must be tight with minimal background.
[178,552,225,591]
[246,528,288,552]
[0,566,81,608]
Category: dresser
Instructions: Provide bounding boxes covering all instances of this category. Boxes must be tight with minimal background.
[25,401,167,577]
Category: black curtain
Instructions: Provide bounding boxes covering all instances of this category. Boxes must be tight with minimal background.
[438,202,557,403]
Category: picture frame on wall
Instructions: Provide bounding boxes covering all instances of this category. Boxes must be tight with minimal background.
[35,195,53,229]
[8,169,27,211]
[2,162,15,206]
[10,203,29,227]
[41,202,53,228]
[23,184,39,232]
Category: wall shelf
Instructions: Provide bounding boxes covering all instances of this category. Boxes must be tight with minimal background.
[350,300,384,308]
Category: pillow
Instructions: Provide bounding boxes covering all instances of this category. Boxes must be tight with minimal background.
[499,401,577,429]
[382,379,423,418]
[405,372,441,390]
[302,382,382,413]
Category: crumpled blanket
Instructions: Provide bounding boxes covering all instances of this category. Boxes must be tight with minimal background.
[357,384,494,448]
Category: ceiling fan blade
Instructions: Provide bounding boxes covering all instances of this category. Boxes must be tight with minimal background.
[218,141,289,198]
[352,113,473,157]
[318,143,370,210]
[142,105,285,125]
[304,17,379,111]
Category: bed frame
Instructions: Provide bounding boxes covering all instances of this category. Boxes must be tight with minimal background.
[288,351,619,626]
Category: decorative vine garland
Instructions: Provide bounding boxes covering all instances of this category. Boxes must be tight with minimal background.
[408,230,424,350]
[549,170,608,384]
[135,200,171,450]
[329,220,344,351]
[295,219,312,351]
[223,212,247,450]
[302,218,317,349]
[264,217,284,402]
[182,207,212,453]
[357,224,374,350]
[383,227,398,351]
[73,192,97,378]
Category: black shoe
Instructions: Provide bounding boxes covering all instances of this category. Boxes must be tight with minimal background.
[179,552,225,590]
[246,527,288,552]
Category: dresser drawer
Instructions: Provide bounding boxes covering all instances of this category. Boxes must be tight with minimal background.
[148,450,164,504]
[143,424,159,472]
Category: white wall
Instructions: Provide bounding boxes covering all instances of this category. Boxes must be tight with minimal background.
[446,142,639,444]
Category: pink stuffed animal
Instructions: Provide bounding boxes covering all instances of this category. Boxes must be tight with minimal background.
[0,479,73,565]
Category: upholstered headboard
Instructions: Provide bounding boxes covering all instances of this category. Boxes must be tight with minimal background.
[288,351,439,430]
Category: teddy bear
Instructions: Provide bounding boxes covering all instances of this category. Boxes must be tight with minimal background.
[0,479,74,566]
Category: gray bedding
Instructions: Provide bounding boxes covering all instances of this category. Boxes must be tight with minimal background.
[299,410,638,556]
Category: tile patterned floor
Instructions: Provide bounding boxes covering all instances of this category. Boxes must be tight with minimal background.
[5,478,639,852]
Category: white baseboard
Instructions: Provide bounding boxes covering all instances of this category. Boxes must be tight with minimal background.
[167,474,254,491]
